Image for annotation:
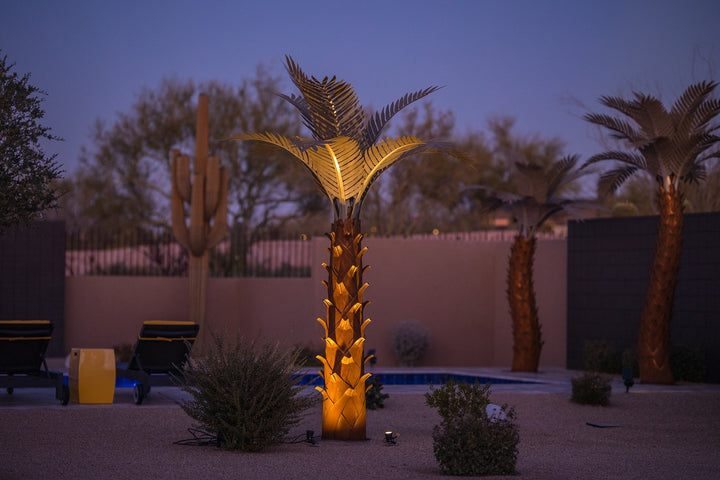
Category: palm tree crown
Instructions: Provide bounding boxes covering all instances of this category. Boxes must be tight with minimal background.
[231,56,456,220]
[584,81,720,193]
[480,155,593,237]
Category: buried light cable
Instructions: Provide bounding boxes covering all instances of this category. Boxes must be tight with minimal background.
[283,430,319,446]
[173,427,219,447]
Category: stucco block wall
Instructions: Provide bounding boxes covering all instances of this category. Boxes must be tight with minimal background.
[65,236,568,368]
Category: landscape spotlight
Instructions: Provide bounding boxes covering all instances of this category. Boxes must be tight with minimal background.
[384,431,398,445]
[622,366,634,393]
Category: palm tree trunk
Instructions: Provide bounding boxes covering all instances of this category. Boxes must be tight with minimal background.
[317,217,371,440]
[507,234,543,372]
[638,184,682,384]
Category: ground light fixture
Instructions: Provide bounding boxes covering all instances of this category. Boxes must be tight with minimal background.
[384,431,398,445]
[622,366,634,393]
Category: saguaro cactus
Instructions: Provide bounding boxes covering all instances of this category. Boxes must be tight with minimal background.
[171,93,228,343]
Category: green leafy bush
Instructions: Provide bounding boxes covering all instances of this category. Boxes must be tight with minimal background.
[571,372,612,406]
[583,340,622,374]
[425,381,518,476]
[391,321,430,366]
[176,336,318,452]
[365,376,389,410]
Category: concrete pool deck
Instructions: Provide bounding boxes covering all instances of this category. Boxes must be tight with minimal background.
[3,363,720,407]
[1,364,720,479]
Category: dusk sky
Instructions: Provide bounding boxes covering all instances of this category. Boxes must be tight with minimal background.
[2,0,719,183]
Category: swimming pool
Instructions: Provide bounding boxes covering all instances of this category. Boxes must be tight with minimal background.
[293,372,534,387]
[109,371,536,388]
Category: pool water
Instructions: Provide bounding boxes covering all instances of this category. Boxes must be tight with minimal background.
[82,371,534,388]
[293,372,534,387]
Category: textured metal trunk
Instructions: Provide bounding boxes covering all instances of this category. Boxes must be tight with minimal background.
[317,218,370,440]
[638,184,682,384]
[507,234,543,372]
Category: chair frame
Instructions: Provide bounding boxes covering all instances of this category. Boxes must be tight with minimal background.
[0,320,69,405]
[116,321,198,405]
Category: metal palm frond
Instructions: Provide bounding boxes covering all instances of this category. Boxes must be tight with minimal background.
[681,161,707,184]
[473,155,594,236]
[283,55,365,142]
[231,56,453,220]
[514,155,583,203]
[584,113,643,146]
[597,166,641,195]
[631,93,673,139]
[584,81,720,190]
[362,86,442,149]
[671,81,718,132]
[545,155,581,193]
[585,151,647,169]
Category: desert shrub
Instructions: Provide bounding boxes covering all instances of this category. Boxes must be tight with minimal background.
[293,344,323,367]
[611,202,640,217]
[583,340,622,374]
[365,376,389,410]
[571,372,612,406]
[175,335,318,452]
[671,344,707,382]
[425,381,518,476]
[391,321,430,366]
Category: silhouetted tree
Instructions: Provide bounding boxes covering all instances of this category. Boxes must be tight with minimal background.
[0,52,62,233]
[61,67,324,234]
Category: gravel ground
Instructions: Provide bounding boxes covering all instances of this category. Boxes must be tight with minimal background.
[1,389,719,479]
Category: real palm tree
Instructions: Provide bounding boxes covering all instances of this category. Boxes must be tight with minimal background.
[584,81,720,384]
[479,155,594,372]
[232,56,458,440]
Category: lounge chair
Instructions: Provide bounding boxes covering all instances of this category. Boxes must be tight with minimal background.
[116,320,199,405]
[0,320,69,405]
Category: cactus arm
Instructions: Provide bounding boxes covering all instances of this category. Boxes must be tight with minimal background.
[171,152,190,250]
[173,150,192,202]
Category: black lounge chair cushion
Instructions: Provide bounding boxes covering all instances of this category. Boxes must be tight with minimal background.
[127,321,198,373]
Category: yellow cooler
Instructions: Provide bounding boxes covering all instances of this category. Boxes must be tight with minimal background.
[69,348,116,404]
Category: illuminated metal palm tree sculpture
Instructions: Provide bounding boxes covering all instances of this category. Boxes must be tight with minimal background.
[480,156,594,372]
[232,56,454,440]
[585,81,720,384]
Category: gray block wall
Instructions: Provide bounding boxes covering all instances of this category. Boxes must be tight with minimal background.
[567,212,720,381]
[0,221,66,357]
